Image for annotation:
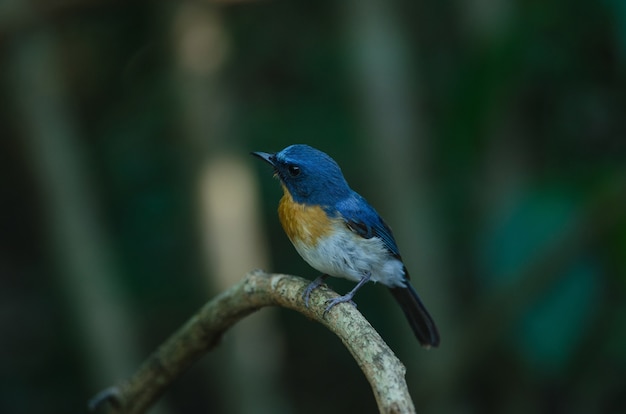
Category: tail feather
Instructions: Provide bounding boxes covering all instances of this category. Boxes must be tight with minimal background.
[388,283,440,348]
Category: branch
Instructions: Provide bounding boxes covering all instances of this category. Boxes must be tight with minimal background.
[89,270,416,414]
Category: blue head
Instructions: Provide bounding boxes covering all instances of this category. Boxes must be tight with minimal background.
[252,144,352,206]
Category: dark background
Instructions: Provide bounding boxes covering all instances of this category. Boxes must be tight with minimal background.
[2,0,625,413]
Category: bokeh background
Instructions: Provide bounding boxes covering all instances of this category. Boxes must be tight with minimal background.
[2,0,626,413]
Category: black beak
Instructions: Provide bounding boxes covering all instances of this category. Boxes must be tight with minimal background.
[251,151,276,166]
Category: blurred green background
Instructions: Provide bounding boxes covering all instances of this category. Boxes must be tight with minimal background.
[2,0,626,413]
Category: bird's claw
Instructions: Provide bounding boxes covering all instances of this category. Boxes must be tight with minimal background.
[302,275,329,307]
[302,285,317,308]
[322,295,357,317]
[302,274,358,316]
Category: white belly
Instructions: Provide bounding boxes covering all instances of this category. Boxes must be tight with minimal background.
[292,230,406,288]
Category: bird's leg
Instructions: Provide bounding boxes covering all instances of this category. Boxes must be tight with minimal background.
[302,274,329,307]
[323,272,371,316]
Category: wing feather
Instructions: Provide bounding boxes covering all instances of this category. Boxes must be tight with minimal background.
[334,193,401,258]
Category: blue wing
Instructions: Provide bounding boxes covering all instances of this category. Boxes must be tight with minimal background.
[332,192,401,258]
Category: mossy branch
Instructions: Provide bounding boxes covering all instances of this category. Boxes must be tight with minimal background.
[88,270,416,414]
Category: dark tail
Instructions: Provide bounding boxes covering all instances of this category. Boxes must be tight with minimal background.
[388,283,440,348]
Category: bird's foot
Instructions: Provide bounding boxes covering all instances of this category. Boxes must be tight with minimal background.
[302,274,329,307]
[323,294,357,317]
[322,271,371,316]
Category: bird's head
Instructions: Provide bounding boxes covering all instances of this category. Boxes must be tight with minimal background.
[252,144,351,205]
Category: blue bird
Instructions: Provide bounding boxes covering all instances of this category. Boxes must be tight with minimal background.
[252,144,440,348]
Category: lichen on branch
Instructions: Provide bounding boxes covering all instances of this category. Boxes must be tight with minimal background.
[89,270,416,414]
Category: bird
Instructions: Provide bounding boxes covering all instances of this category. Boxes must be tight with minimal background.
[252,144,440,348]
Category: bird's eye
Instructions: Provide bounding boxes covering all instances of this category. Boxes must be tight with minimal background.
[287,165,301,177]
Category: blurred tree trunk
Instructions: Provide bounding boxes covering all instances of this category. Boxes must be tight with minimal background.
[341,0,453,390]
[9,27,172,413]
[172,3,290,413]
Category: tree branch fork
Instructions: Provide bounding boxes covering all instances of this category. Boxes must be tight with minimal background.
[89,270,416,414]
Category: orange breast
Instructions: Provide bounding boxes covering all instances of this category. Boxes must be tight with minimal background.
[278,186,333,246]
